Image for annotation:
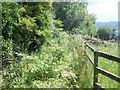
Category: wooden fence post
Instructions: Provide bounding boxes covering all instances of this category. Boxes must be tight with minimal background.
[93,50,98,89]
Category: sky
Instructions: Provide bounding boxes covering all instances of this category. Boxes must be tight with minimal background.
[87,0,119,22]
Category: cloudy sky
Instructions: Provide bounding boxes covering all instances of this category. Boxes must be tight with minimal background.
[87,0,119,22]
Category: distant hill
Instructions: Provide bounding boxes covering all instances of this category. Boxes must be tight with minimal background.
[95,21,118,27]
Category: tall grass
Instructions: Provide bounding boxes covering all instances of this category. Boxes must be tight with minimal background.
[86,42,119,88]
[2,32,93,88]
[2,33,119,88]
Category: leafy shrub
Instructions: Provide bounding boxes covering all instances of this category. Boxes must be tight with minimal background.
[2,39,14,66]
[97,26,112,40]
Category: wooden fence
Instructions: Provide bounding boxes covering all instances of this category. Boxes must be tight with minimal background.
[84,43,120,89]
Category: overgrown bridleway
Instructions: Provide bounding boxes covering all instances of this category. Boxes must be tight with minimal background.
[1,33,94,88]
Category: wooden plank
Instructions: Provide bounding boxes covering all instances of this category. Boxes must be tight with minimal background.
[96,67,120,83]
[85,43,95,52]
[95,83,106,90]
[85,52,94,65]
[97,51,120,63]
[94,51,98,88]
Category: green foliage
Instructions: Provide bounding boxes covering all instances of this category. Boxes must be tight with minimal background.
[2,32,93,88]
[83,14,97,36]
[53,2,96,34]
[97,26,113,40]
[2,2,59,66]
[2,38,13,67]
[2,1,96,67]
[2,3,19,40]
[14,2,54,52]
[2,1,117,89]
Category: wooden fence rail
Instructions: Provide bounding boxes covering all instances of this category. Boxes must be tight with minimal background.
[84,43,120,89]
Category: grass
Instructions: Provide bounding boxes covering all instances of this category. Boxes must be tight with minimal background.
[2,33,119,88]
[86,42,119,88]
[2,32,93,88]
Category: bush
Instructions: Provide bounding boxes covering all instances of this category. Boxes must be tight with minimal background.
[2,39,14,67]
[97,26,112,40]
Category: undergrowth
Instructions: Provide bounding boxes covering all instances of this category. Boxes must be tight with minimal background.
[2,32,93,88]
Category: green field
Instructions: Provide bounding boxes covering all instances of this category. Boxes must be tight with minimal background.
[86,42,119,88]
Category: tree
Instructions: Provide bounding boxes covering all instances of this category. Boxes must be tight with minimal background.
[2,2,55,53]
[97,26,112,40]
[2,2,59,66]
[53,2,96,34]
